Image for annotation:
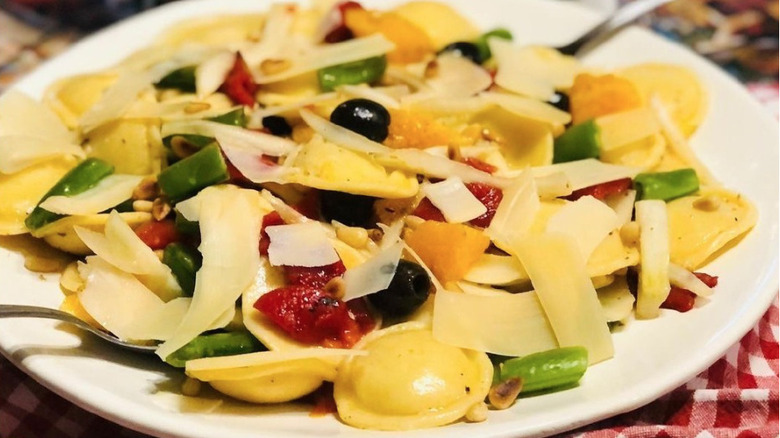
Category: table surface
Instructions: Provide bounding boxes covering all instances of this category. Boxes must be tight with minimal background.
[0,1,778,437]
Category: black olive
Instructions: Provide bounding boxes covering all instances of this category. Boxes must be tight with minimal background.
[330,98,390,142]
[549,92,570,112]
[368,260,431,317]
[262,115,293,136]
[439,41,483,64]
[320,190,376,228]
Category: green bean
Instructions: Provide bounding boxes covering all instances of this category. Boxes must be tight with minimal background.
[165,331,266,368]
[154,66,196,93]
[498,346,588,394]
[473,28,513,62]
[25,158,115,230]
[633,168,699,201]
[317,56,387,92]
[174,210,199,236]
[162,243,202,296]
[208,108,247,127]
[553,119,601,163]
[157,144,229,202]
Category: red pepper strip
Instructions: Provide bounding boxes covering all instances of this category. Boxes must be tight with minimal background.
[323,1,363,43]
[220,53,258,107]
[412,197,446,222]
[254,285,368,348]
[563,177,633,201]
[284,260,346,289]
[135,220,179,250]
[258,211,285,255]
[462,157,497,174]
[661,271,718,312]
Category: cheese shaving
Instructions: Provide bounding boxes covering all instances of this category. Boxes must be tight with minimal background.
[266,222,340,267]
[196,51,236,98]
[40,174,144,215]
[546,196,620,260]
[163,119,296,157]
[422,177,486,223]
[342,241,403,301]
[80,72,152,133]
[635,200,671,319]
[487,170,539,252]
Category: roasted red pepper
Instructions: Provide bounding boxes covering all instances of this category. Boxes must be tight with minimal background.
[220,53,258,107]
[284,260,346,289]
[661,272,719,312]
[135,220,179,250]
[323,1,363,43]
[563,177,633,201]
[258,211,285,255]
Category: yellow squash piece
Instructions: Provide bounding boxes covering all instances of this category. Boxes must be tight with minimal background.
[405,221,490,283]
[569,73,643,125]
[384,109,464,149]
[334,323,493,430]
[391,1,480,49]
[344,8,434,64]
[667,189,757,270]
[0,157,77,235]
[288,136,418,199]
[620,63,708,137]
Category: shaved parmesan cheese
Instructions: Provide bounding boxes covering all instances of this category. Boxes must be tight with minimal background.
[80,73,152,133]
[635,200,671,319]
[156,186,264,360]
[0,90,72,143]
[596,276,635,322]
[342,242,403,301]
[196,51,236,98]
[546,196,620,260]
[597,107,659,152]
[300,109,388,154]
[463,253,528,286]
[240,3,296,66]
[254,35,395,84]
[248,92,337,128]
[78,257,165,341]
[532,170,572,199]
[425,54,492,98]
[480,92,571,126]
[221,145,292,184]
[0,91,82,174]
[339,85,400,109]
[605,189,637,225]
[267,222,339,267]
[74,211,181,301]
[385,65,431,92]
[0,135,83,175]
[422,177,486,223]
[487,170,539,252]
[490,40,580,101]
[651,97,717,185]
[668,263,712,297]
[513,233,614,364]
[40,175,143,215]
[162,119,296,157]
[432,287,558,356]
[531,159,641,192]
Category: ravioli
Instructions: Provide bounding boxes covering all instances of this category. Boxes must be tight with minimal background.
[334,323,492,430]
[667,188,757,270]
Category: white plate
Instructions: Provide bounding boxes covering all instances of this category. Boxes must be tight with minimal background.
[1,1,777,437]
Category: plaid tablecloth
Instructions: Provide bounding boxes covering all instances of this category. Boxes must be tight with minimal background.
[1,0,778,437]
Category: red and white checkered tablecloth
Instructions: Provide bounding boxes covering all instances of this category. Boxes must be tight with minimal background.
[2,295,777,438]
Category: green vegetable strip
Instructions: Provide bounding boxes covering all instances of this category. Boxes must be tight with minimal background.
[163,108,248,149]
[498,346,588,394]
[154,66,197,92]
[25,158,115,231]
[633,168,699,201]
[317,56,387,92]
[157,144,230,202]
[174,210,200,236]
[553,119,601,163]
[165,331,266,368]
[473,28,513,62]
[162,243,202,296]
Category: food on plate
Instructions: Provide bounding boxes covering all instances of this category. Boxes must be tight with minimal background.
[0,0,758,431]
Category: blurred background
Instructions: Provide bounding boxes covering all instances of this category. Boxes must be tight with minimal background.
[0,0,777,97]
